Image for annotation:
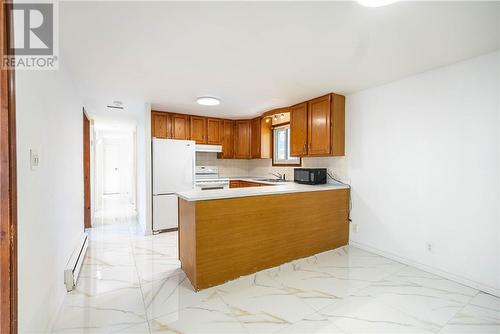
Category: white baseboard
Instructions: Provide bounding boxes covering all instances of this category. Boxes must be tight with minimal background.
[350,240,500,298]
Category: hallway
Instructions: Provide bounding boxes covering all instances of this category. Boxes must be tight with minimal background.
[51,202,498,333]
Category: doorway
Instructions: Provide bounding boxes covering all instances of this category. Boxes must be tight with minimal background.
[93,125,137,226]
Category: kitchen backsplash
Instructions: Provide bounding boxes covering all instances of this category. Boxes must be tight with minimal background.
[196,152,250,177]
[248,156,348,183]
[196,152,349,183]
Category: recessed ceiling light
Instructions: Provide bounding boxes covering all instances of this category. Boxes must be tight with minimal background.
[357,0,398,7]
[196,96,220,106]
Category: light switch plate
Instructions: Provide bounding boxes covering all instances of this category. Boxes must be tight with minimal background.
[30,149,40,170]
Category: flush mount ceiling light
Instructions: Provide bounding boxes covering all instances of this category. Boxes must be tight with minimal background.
[357,0,398,7]
[196,96,220,106]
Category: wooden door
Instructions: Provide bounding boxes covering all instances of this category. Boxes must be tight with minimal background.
[151,112,168,138]
[290,102,308,156]
[171,114,189,140]
[220,120,234,158]
[307,95,331,156]
[233,120,251,159]
[190,116,206,144]
[0,1,17,331]
[83,112,91,228]
[207,118,222,144]
[250,117,261,158]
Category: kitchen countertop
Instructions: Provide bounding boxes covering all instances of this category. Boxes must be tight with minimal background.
[178,178,349,201]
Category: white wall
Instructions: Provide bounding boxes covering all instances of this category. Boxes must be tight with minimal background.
[347,52,500,296]
[16,63,84,332]
[136,103,152,234]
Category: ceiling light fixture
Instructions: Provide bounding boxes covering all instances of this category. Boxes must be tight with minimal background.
[196,96,220,106]
[357,0,398,7]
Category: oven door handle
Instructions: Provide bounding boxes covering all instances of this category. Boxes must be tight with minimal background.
[200,186,224,191]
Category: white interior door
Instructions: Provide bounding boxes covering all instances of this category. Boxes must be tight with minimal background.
[103,142,121,194]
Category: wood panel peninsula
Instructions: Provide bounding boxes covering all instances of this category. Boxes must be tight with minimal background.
[177,182,350,290]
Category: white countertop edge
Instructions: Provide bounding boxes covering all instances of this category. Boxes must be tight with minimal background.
[177,182,349,202]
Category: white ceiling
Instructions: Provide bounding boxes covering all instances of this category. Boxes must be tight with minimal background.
[60,1,499,119]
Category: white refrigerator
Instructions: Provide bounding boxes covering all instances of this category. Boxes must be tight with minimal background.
[152,138,195,232]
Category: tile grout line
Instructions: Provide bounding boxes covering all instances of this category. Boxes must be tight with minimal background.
[436,290,480,333]
[126,207,153,334]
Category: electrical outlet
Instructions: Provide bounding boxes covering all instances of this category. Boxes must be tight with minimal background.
[353,224,359,233]
[30,149,40,170]
[426,242,434,253]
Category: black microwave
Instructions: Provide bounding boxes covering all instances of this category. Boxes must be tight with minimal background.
[294,168,327,185]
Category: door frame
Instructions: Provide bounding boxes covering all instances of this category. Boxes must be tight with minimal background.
[0,1,17,333]
[83,110,91,228]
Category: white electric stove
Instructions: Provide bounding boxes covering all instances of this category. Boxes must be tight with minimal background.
[195,166,229,191]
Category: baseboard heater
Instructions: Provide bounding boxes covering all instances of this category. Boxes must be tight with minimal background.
[64,233,89,292]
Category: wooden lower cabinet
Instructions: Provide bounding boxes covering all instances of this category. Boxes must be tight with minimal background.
[179,189,350,290]
[233,120,251,159]
[229,180,268,188]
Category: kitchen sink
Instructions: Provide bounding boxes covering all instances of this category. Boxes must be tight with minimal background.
[255,178,289,183]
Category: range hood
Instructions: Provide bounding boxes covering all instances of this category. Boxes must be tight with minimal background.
[195,144,222,153]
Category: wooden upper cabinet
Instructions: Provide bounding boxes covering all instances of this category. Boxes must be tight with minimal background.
[219,120,234,159]
[290,102,308,156]
[233,120,251,159]
[307,94,331,156]
[151,112,169,139]
[260,118,272,159]
[150,92,344,158]
[250,117,261,158]
[207,118,222,145]
[331,94,346,156]
[171,114,189,140]
[190,116,207,144]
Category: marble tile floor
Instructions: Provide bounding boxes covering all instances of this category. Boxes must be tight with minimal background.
[52,216,499,333]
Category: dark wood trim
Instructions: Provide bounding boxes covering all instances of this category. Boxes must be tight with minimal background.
[0,1,17,332]
[83,111,91,229]
[271,121,290,128]
[271,123,302,167]
[261,107,289,118]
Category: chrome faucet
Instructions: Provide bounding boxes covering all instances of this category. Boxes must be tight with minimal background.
[270,172,285,180]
